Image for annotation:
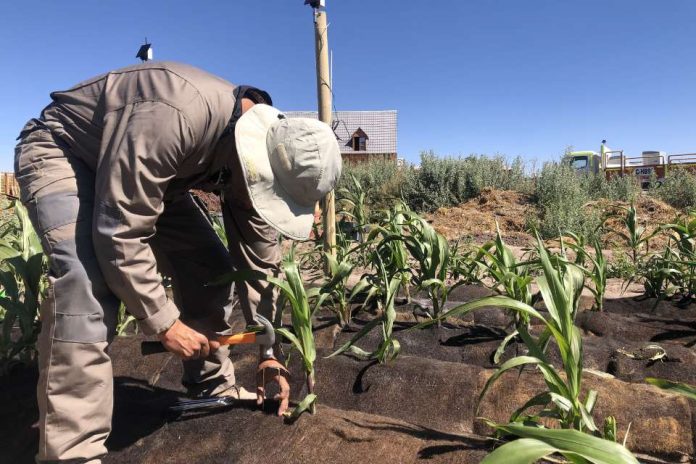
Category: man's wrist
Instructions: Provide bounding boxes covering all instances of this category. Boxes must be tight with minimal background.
[157,318,178,339]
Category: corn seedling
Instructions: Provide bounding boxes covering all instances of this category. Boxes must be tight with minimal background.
[414,235,609,434]
[566,236,607,311]
[480,423,638,464]
[400,213,460,327]
[318,230,360,327]
[449,240,480,285]
[337,173,369,242]
[661,213,696,306]
[216,246,320,418]
[329,253,401,364]
[0,201,47,366]
[211,214,228,247]
[116,302,137,336]
[364,201,413,301]
[631,248,679,303]
[646,377,696,401]
[610,204,658,266]
[475,225,535,362]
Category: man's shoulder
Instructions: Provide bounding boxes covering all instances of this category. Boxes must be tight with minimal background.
[110,61,236,93]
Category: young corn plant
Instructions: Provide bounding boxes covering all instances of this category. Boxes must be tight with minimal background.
[631,248,680,303]
[0,200,47,366]
[115,302,137,336]
[401,213,461,327]
[566,235,608,311]
[661,213,696,306]
[329,253,402,364]
[610,204,658,266]
[216,246,320,418]
[448,239,480,285]
[318,230,359,328]
[336,173,369,242]
[474,225,535,362]
[414,235,627,445]
[364,201,412,301]
[646,377,696,400]
[480,423,638,464]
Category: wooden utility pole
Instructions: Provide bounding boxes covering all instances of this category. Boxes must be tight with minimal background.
[308,0,336,256]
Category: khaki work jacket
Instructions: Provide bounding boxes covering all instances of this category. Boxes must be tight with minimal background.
[32,61,255,334]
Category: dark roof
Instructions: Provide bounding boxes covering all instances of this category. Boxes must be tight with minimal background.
[285,110,397,154]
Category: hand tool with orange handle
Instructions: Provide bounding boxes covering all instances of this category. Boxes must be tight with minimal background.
[140,314,275,356]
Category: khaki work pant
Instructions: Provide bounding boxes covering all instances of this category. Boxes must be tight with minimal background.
[14,123,280,463]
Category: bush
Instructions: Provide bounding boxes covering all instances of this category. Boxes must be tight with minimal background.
[652,168,696,210]
[585,174,641,203]
[338,158,404,209]
[532,162,602,239]
[401,152,530,212]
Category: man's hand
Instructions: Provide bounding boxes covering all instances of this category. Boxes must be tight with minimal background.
[256,358,291,416]
[157,319,220,360]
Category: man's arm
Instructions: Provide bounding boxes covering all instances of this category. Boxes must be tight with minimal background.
[93,101,215,358]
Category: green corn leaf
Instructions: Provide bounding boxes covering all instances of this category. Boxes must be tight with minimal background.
[490,424,639,464]
[275,327,306,358]
[509,391,552,423]
[327,317,382,358]
[585,389,598,414]
[479,438,559,464]
[579,402,599,432]
[646,377,696,400]
[283,393,317,423]
[410,295,548,331]
[478,356,546,412]
[493,329,519,365]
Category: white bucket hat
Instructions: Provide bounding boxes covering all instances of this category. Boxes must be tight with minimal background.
[234,104,342,240]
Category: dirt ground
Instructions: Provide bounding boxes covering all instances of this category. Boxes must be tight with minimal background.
[426,188,680,252]
[1,189,693,463]
[2,281,696,463]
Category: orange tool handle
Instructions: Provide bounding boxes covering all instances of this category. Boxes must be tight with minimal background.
[217,332,257,345]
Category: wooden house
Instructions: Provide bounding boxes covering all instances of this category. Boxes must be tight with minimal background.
[285,110,397,164]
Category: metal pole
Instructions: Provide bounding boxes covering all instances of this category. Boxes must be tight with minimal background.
[311,0,336,256]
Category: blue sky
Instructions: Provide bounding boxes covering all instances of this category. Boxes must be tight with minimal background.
[1,1,695,171]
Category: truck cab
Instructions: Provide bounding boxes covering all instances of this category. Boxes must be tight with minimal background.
[564,151,601,174]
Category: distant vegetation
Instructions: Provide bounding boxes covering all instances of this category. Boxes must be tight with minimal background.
[340,152,696,239]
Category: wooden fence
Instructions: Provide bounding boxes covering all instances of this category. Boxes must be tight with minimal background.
[1,172,20,198]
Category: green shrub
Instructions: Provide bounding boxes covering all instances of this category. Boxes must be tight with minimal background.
[586,175,641,203]
[607,251,637,280]
[338,158,403,209]
[402,152,530,212]
[652,167,696,209]
[532,162,602,239]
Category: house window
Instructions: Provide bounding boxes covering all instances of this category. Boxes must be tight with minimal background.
[351,128,368,151]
